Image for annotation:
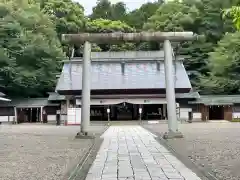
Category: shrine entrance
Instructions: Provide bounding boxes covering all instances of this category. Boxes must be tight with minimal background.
[16,108,44,123]
[209,106,224,120]
[115,103,134,121]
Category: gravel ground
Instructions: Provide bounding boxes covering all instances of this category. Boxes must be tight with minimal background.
[144,122,240,180]
[0,124,106,180]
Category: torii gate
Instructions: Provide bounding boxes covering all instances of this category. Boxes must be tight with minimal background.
[62,32,198,139]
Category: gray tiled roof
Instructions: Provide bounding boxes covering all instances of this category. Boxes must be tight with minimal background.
[176,91,200,99]
[90,51,166,60]
[48,92,66,101]
[56,51,192,92]
[0,98,59,108]
[190,95,240,105]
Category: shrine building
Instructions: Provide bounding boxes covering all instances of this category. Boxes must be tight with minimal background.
[55,51,200,122]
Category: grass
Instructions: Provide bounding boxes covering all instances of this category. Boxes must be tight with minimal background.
[231,119,240,122]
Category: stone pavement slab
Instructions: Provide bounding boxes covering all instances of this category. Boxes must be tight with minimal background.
[85,126,202,180]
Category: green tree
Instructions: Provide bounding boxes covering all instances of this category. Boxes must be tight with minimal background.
[224,6,240,30]
[144,0,199,31]
[90,0,127,22]
[0,0,64,97]
[86,18,136,51]
[86,18,135,33]
[37,0,86,58]
[125,1,163,30]
[111,2,127,22]
[39,0,86,35]
[197,0,235,43]
[90,0,112,20]
[200,32,240,94]
[195,0,237,93]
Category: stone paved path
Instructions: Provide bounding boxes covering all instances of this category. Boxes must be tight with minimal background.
[85,126,202,180]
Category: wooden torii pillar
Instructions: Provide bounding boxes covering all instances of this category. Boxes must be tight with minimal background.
[62,32,198,139]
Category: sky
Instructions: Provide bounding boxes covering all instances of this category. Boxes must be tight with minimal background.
[74,0,158,15]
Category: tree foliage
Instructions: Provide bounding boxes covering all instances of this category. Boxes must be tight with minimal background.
[90,0,127,22]
[224,6,240,30]
[35,0,86,59]
[86,18,136,51]
[200,32,240,94]
[195,0,237,94]
[125,1,163,30]
[0,0,64,97]
[39,0,86,35]
[86,18,135,33]
[144,0,199,32]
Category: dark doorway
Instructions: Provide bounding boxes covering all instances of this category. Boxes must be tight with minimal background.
[115,103,134,121]
[17,108,40,123]
[209,106,224,120]
[30,108,39,122]
[143,104,164,120]
[90,106,106,121]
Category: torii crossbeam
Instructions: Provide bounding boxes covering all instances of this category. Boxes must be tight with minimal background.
[62,32,197,44]
[62,32,198,139]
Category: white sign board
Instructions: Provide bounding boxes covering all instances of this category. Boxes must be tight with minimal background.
[75,108,81,124]
[67,108,81,125]
[47,115,56,121]
[107,108,110,113]
[139,108,142,114]
[193,113,202,119]
[76,99,81,105]
[67,108,75,125]
[233,113,240,119]
[179,108,192,119]
[0,116,8,122]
